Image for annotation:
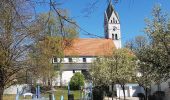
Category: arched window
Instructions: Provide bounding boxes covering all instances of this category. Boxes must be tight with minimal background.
[115,34,118,40]
[112,34,114,40]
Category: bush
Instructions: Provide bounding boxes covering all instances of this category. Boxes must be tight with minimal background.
[137,93,145,98]
[153,91,165,96]
[152,91,165,100]
[70,72,85,90]
[148,95,155,100]
[93,86,104,100]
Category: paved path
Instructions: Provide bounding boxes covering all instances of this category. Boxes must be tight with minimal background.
[104,97,139,100]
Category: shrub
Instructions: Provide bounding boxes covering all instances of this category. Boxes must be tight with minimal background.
[137,93,145,98]
[153,91,165,96]
[152,91,165,100]
[70,72,85,90]
[93,86,104,100]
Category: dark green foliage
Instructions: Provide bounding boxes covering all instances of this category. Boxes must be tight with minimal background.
[92,86,104,100]
[149,91,165,100]
[137,93,145,98]
[153,91,165,97]
[70,72,85,90]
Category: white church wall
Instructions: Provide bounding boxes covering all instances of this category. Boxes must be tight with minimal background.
[109,9,119,23]
[63,58,69,63]
[107,23,121,49]
[61,70,82,86]
[61,71,74,86]
[52,57,95,86]
[113,40,122,49]
[86,57,95,63]
[114,84,144,97]
[53,57,96,63]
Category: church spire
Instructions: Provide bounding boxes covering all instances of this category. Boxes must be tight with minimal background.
[106,0,114,21]
[106,1,119,22]
[104,0,122,49]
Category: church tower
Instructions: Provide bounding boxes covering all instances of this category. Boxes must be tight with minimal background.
[104,1,121,49]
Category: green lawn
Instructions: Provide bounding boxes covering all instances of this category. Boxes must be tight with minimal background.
[3,89,81,100]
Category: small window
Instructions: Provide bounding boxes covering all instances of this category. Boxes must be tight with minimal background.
[111,20,112,23]
[112,34,114,40]
[53,58,58,63]
[73,70,75,73]
[68,58,72,62]
[83,58,86,62]
[115,34,118,40]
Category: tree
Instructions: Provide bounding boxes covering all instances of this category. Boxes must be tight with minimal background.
[125,5,170,100]
[90,49,136,100]
[110,49,136,100]
[143,5,170,80]
[136,5,170,92]
[90,57,114,100]
[90,57,111,86]
[28,11,78,86]
[70,72,85,90]
[0,0,37,99]
[125,36,153,100]
[133,61,157,100]
[0,0,78,99]
[125,36,148,51]
[29,37,63,85]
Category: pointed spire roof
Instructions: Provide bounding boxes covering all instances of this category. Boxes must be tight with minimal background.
[106,1,113,20]
[106,0,119,22]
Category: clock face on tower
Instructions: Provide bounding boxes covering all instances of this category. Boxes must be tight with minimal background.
[113,26,117,31]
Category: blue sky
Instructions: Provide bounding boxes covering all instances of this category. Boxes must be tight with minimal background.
[38,0,170,46]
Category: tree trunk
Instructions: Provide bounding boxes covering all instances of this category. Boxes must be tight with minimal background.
[0,69,4,100]
[145,88,148,100]
[0,86,4,100]
[143,87,148,100]
[48,78,52,100]
[112,84,114,100]
[122,85,126,100]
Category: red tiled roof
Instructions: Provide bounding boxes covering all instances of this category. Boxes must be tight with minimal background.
[64,38,115,56]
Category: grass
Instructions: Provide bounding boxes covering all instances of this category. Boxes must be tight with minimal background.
[3,88,81,100]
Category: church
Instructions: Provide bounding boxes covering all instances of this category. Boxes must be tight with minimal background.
[52,1,146,97]
[53,1,121,86]
[4,1,144,97]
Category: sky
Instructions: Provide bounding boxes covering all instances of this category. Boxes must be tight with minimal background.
[38,0,170,46]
